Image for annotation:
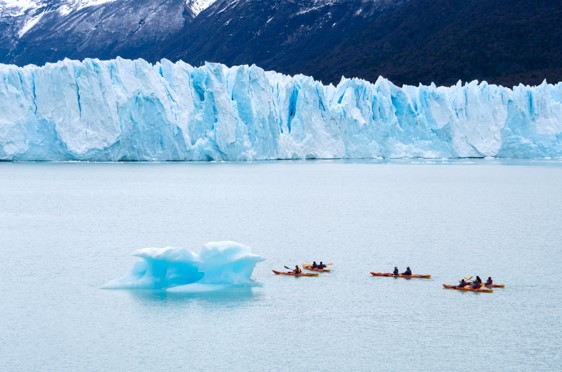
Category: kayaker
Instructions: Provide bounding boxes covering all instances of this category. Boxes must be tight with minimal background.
[393,267,399,275]
[403,267,412,275]
[458,278,467,288]
[475,276,482,284]
[471,280,482,289]
[318,261,326,269]
[312,261,318,269]
[293,265,302,274]
[486,277,493,286]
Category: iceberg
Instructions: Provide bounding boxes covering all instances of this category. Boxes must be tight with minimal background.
[0,58,561,160]
[103,241,264,290]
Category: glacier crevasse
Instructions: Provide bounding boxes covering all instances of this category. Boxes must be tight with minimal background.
[0,58,561,161]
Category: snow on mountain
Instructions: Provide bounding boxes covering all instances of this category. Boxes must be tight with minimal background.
[0,58,561,161]
[57,0,116,16]
[1,0,119,37]
[0,0,117,17]
[185,0,218,16]
[0,1,44,17]
[2,0,213,40]
[17,12,44,37]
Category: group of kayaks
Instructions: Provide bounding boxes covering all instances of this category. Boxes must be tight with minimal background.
[272,262,332,277]
[370,271,505,293]
[273,264,505,293]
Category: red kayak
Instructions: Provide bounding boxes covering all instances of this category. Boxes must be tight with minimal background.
[370,272,431,279]
[443,284,493,293]
[272,270,319,277]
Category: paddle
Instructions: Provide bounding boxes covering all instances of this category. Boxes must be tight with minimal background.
[284,265,302,274]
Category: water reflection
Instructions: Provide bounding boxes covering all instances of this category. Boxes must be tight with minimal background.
[127,286,261,308]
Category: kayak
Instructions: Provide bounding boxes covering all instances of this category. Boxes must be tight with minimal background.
[272,270,319,277]
[443,284,493,293]
[484,284,505,288]
[370,272,431,279]
[467,282,505,288]
[303,264,331,272]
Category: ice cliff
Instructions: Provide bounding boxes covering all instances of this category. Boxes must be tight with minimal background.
[0,58,561,160]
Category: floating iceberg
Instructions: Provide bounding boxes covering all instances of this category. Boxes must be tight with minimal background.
[0,58,561,160]
[103,241,264,290]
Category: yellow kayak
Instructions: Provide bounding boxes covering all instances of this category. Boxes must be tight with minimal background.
[443,284,493,293]
[272,270,319,277]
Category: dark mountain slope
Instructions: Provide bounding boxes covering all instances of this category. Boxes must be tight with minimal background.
[304,0,562,86]
[160,0,562,86]
[5,0,189,65]
[158,0,396,72]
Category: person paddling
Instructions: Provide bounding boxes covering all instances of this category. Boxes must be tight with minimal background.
[471,278,482,289]
[292,265,302,274]
[312,261,318,269]
[458,278,467,288]
[393,267,399,276]
[318,261,326,269]
[486,277,493,286]
[403,267,412,275]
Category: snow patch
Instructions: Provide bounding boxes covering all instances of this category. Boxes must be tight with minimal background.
[0,0,44,17]
[57,0,116,16]
[17,11,44,37]
[185,0,218,17]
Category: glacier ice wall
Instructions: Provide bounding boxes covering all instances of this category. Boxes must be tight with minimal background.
[103,241,264,290]
[0,58,561,161]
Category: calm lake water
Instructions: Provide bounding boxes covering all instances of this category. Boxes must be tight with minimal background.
[1,160,561,371]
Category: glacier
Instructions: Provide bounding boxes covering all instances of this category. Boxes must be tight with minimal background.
[0,57,561,161]
[103,241,264,290]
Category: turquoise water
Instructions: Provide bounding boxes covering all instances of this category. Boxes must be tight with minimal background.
[0,161,561,371]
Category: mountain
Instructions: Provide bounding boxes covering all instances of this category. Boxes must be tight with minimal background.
[0,0,192,63]
[157,0,396,73]
[1,0,561,86]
